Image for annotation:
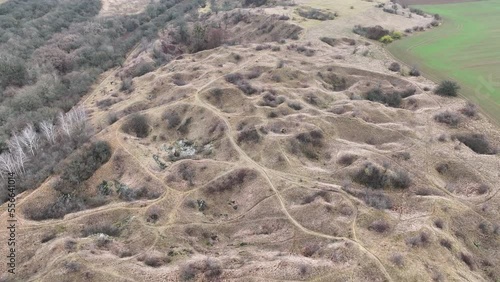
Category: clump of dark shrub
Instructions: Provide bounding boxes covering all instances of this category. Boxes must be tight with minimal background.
[409,66,420,76]
[224,73,258,95]
[337,154,358,166]
[162,110,181,129]
[120,77,134,93]
[434,111,461,127]
[259,92,285,107]
[41,232,57,243]
[353,162,411,189]
[122,114,149,138]
[435,162,449,174]
[390,253,404,267]
[320,37,337,47]
[365,88,406,108]
[237,127,261,144]
[53,141,112,195]
[243,0,267,7]
[435,80,460,97]
[288,101,303,110]
[460,252,475,270]
[301,243,320,257]
[477,184,489,195]
[410,8,425,16]
[181,259,222,281]
[205,169,256,194]
[289,130,324,160]
[453,133,496,155]
[388,62,401,72]
[434,219,444,229]
[297,7,336,21]
[302,190,330,204]
[364,190,392,209]
[369,219,390,233]
[440,238,452,250]
[143,254,171,267]
[353,25,389,40]
[406,231,430,247]
[318,72,348,91]
[460,102,478,117]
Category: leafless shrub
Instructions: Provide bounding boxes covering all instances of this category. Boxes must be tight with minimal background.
[237,128,261,144]
[434,111,461,127]
[434,219,444,229]
[364,190,392,209]
[122,114,149,138]
[453,133,496,155]
[460,102,478,117]
[302,190,330,204]
[439,238,452,250]
[143,254,171,267]
[287,101,303,110]
[369,219,390,233]
[337,154,358,166]
[64,261,81,273]
[162,110,181,129]
[406,232,430,247]
[258,92,285,107]
[460,252,475,270]
[41,232,56,243]
[389,253,404,267]
[435,163,449,174]
[205,169,256,194]
[301,243,320,257]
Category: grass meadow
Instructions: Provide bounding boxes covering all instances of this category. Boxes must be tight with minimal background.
[388,0,500,124]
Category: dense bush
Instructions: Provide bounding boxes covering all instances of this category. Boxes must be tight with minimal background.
[453,133,496,155]
[409,66,420,76]
[388,62,401,72]
[353,25,389,40]
[353,162,411,189]
[435,80,460,97]
[122,114,149,138]
[365,88,406,108]
[53,141,112,195]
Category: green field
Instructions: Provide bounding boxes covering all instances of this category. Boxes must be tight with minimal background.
[388,0,500,125]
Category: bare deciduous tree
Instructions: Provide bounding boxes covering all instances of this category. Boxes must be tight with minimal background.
[8,132,27,174]
[21,124,39,155]
[40,120,56,144]
[0,153,15,176]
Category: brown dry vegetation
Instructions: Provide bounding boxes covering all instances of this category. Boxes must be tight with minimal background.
[0,1,499,282]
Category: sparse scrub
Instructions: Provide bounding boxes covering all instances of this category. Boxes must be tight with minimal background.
[297,7,336,21]
[434,111,461,127]
[162,110,181,129]
[301,243,320,257]
[460,102,478,117]
[460,252,475,270]
[289,130,324,160]
[363,190,392,209]
[237,128,261,144]
[390,253,404,267]
[406,232,430,247]
[369,219,390,233]
[205,169,256,194]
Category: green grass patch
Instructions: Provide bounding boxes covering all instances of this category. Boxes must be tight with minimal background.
[388,0,500,125]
